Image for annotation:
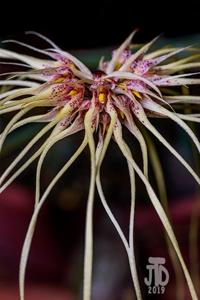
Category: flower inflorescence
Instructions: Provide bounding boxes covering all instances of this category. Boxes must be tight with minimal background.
[0,31,200,300]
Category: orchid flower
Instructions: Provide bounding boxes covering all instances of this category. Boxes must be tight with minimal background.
[1,31,200,300]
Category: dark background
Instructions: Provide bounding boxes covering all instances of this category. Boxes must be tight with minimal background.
[1,0,200,48]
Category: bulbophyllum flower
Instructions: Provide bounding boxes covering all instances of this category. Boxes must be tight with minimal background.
[0,31,200,300]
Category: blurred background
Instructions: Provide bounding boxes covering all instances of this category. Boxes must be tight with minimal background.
[0,0,200,299]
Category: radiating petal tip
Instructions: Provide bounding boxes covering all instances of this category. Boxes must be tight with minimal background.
[24,31,60,50]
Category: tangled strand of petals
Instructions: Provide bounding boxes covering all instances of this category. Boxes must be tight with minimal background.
[1,31,200,300]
